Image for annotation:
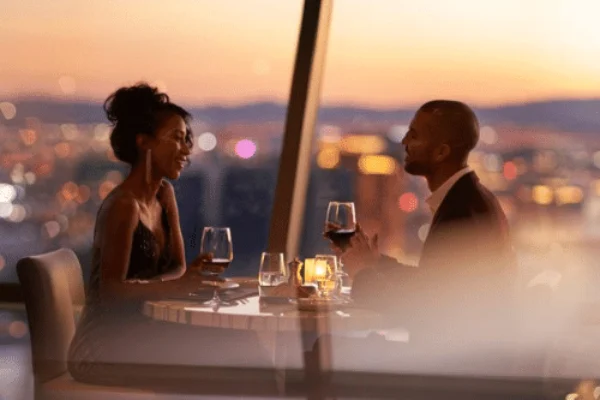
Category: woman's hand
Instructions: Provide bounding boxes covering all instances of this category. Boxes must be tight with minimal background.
[187,252,227,276]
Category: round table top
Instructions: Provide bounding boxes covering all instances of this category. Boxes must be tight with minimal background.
[143,294,382,333]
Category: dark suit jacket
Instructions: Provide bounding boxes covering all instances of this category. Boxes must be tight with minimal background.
[352,172,517,341]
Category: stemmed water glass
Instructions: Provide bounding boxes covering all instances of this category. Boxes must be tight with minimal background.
[258,252,289,298]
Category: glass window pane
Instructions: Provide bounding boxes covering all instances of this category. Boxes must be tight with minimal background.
[301,0,600,383]
[0,0,303,283]
[305,0,600,261]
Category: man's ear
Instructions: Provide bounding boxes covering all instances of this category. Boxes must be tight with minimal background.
[435,144,451,162]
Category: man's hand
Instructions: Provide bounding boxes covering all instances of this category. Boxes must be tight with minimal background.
[323,222,344,256]
[341,223,380,279]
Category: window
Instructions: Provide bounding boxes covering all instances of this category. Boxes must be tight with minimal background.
[303,0,600,272]
[299,0,600,382]
[0,0,304,283]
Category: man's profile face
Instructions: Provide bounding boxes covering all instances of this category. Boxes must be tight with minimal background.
[401,110,439,176]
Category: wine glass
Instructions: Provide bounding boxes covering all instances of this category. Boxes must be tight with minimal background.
[198,227,233,308]
[324,201,356,290]
[314,254,338,299]
[258,252,289,298]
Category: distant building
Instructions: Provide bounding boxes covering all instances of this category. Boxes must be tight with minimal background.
[300,165,355,258]
[221,162,277,276]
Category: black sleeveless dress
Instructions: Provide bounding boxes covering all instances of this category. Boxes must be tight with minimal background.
[72,200,173,326]
[68,199,272,388]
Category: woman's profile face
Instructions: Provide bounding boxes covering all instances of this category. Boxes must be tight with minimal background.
[147,113,191,180]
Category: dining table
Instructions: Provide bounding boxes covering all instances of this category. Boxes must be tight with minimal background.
[142,277,384,396]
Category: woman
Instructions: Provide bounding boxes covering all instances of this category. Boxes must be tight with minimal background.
[68,83,272,389]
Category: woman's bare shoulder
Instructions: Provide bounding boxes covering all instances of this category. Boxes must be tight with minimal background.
[157,179,178,209]
[157,179,175,199]
[97,187,140,225]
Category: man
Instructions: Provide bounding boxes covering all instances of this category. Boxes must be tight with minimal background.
[332,100,517,343]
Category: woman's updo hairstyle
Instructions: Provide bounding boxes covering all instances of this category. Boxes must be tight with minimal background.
[104,83,193,165]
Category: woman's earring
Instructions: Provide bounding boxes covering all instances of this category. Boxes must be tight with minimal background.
[145,149,151,184]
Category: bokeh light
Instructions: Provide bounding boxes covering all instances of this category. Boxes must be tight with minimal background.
[61,182,79,201]
[317,148,340,169]
[19,129,37,146]
[198,132,217,151]
[54,142,72,158]
[8,320,28,339]
[0,203,13,218]
[555,186,583,205]
[24,172,36,185]
[503,161,517,180]
[341,135,386,154]
[358,155,396,175]
[480,126,498,145]
[10,164,24,184]
[398,192,418,213]
[0,102,17,120]
[532,185,553,205]
[44,221,61,238]
[0,184,17,203]
[235,139,257,159]
[483,153,502,172]
[33,162,52,177]
[76,185,91,204]
[8,205,27,223]
[60,124,79,140]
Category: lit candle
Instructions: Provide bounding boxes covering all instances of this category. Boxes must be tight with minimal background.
[314,261,328,279]
[303,258,316,285]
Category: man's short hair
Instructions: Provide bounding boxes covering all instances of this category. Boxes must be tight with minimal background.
[418,100,479,162]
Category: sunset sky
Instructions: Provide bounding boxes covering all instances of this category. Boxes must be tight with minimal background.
[1,0,600,107]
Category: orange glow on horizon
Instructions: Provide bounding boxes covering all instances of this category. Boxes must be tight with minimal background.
[1,0,600,107]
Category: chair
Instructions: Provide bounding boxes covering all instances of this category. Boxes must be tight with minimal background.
[17,248,278,400]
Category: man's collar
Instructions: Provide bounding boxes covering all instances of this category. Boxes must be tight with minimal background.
[425,167,473,214]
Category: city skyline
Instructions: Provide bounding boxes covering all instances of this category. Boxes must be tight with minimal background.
[2,0,600,107]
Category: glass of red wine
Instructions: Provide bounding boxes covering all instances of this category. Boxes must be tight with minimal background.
[199,227,233,274]
[324,201,356,291]
[198,227,233,308]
